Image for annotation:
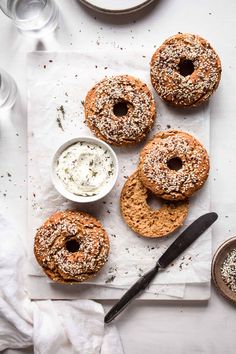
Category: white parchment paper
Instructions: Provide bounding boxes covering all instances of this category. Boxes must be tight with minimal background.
[27,51,211,298]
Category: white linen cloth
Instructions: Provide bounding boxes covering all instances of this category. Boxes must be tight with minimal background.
[0,215,123,354]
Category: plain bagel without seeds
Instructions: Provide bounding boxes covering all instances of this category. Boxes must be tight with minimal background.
[138,130,210,201]
[84,75,156,146]
[150,33,221,107]
[120,171,189,238]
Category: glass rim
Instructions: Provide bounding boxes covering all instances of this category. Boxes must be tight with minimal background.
[7,0,49,23]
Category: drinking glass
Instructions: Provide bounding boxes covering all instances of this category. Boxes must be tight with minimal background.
[0,68,17,110]
[0,0,59,37]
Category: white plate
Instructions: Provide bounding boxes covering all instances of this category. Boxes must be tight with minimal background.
[79,0,155,14]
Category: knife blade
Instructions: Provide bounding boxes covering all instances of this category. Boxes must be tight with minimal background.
[104,212,218,323]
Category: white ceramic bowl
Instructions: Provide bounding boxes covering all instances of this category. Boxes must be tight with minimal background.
[79,0,155,14]
[51,136,119,203]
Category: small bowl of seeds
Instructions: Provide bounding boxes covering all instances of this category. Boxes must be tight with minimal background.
[212,236,236,303]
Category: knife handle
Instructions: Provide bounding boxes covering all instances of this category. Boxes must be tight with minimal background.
[104,265,158,323]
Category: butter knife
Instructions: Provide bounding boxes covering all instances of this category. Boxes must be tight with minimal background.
[105,212,218,323]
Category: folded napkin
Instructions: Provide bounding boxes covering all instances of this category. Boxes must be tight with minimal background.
[0,215,123,354]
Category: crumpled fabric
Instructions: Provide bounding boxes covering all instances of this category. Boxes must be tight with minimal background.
[0,215,123,354]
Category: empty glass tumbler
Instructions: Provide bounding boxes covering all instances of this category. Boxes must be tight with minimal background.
[0,68,17,109]
[0,0,59,37]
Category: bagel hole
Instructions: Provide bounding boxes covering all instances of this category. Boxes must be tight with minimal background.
[167,157,183,171]
[147,193,163,210]
[178,59,194,77]
[113,101,129,116]
[65,239,80,253]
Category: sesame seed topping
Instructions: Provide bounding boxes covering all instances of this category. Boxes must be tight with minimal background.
[85,75,156,145]
[221,249,236,292]
[140,131,209,199]
[34,211,109,283]
[151,33,221,107]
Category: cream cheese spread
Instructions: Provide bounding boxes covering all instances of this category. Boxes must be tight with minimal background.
[56,141,115,196]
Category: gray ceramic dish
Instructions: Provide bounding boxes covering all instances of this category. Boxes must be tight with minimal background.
[212,236,236,304]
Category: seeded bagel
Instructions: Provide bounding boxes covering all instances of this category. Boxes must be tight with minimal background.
[150,33,221,107]
[34,210,109,283]
[84,75,156,146]
[120,171,189,238]
[138,130,210,201]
